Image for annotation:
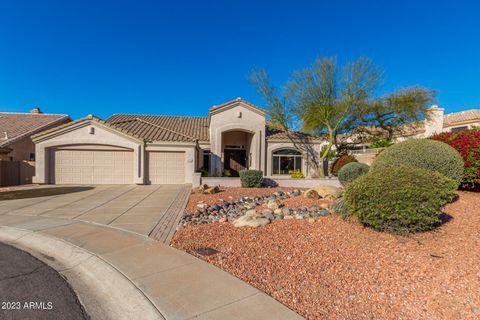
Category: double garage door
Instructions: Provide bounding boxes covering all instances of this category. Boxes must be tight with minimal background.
[52,148,185,184]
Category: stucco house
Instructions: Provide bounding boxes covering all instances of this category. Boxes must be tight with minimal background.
[0,109,70,186]
[32,98,325,185]
[0,108,70,162]
[399,106,480,139]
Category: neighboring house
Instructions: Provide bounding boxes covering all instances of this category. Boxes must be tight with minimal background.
[32,98,325,185]
[0,109,70,161]
[399,106,480,139]
[0,108,70,186]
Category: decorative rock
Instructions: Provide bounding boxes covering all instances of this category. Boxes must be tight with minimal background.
[232,210,270,228]
[192,184,208,194]
[273,208,283,214]
[295,214,304,219]
[273,214,284,220]
[218,217,227,223]
[282,208,291,215]
[313,185,342,199]
[197,203,208,210]
[261,209,275,220]
[267,199,282,210]
[319,201,331,209]
[304,189,320,199]
[284,215,294,220]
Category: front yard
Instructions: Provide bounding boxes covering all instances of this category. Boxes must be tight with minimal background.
[172,190,480,319]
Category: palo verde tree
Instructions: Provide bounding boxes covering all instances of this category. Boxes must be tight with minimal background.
[251,57,382,177]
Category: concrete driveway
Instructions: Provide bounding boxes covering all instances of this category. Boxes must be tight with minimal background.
[0,185,190,242]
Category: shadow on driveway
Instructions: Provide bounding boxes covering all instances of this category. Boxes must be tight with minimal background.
[0,187,94,201]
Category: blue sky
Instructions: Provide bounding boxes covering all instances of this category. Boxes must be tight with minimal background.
[0,0,479,119]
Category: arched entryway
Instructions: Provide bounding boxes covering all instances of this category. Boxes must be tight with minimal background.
[221,130,254,176]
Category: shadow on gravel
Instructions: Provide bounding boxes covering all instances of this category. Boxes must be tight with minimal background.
[0,187,93,201]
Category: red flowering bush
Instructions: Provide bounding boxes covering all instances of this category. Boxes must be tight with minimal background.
[432,129,480,190]
[331,154,357,176]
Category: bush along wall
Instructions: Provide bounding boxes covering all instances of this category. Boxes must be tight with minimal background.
[239,170,264,188]
[331,154,357,176]
[432,129,480,190]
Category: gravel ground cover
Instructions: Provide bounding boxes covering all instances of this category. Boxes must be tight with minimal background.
[172,191,480,320]
[185,187,300,213]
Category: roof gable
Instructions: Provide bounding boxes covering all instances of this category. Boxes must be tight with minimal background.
[208,98,267,117]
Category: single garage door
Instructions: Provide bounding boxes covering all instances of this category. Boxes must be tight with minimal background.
[52,149,134,184]
[148,151,185,184]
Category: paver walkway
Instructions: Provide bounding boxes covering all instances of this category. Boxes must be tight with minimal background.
[0,184,190,243]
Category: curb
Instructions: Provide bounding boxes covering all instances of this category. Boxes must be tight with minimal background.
[0,226,165,320]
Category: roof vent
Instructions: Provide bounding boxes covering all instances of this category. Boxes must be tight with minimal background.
[2,132,8,140]
[30,107,42,114]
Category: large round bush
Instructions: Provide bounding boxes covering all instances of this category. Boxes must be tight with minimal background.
[344,165,457,234]
[371,139,464,184]
[338,162,369,186]
[432,129,480,190]
[331,154,357,176]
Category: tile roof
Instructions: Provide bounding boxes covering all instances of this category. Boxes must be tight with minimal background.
[106,114,210,142]
[265,121,323,141]
[444,109,480,126]
[0,112,70,148]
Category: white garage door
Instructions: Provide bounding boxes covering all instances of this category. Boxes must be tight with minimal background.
[148,151,185,184]
[53,149,134,184]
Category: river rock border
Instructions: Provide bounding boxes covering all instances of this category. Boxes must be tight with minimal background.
[178,189,331,228]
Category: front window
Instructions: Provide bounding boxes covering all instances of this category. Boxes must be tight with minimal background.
[272,149,302,175]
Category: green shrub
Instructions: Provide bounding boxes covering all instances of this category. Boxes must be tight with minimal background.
[239,170,263,188]
[368,138,393,149]
[289,169,305,179]
[338,162,369,186]
[345,165,457,234]
[331,154,357,176]
[371,139,464,184]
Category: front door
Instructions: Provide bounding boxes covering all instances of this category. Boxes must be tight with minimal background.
[224,149,247,177]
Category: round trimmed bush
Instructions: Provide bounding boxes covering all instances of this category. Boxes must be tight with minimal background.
[371,139,464,184]
[239,170,263,188]
[338,162,369,186]
[331,154,357,176]
[344,165,457,234]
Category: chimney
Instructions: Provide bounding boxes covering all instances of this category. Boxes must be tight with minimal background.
[425,105,444,136]
[30,107,42,114]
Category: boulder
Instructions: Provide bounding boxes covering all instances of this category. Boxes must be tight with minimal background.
[232,210,270,228]
[204,186,220,194]
[313,185,342,199]
[318,200,332,209]
[192,184,208,194]
[267,199,282,210]
[273,208,283,215]
[304,189,320,199]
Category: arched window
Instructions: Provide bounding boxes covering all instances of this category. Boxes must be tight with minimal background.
[272,149,302,175]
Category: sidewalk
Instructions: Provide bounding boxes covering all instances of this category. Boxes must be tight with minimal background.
[0,214,303,320]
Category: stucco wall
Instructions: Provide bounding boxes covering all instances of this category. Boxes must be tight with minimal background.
[209,103,266,175]
[266,141,324,178]
[33,121,144,184]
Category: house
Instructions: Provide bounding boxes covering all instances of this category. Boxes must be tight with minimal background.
[0,108,70,186]
[32,98,325,185]
[399,106,480,139]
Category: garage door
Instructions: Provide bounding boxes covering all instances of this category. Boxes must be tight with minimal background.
[148,151,185,184]
[52,149,134,184]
